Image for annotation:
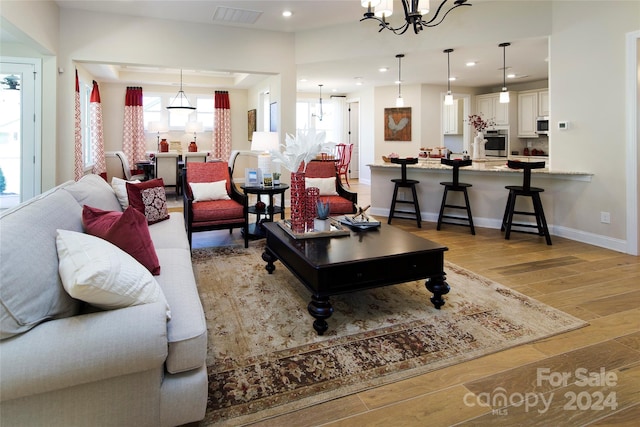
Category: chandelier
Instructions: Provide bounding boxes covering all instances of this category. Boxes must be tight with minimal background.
[360,0,472,35]
[166,69,196,112]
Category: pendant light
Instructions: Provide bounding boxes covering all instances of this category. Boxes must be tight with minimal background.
[396,54,404,107]
[499,42,511,104]
[315,84,324,121]
[167,69,196,111]
[444,48,454,106]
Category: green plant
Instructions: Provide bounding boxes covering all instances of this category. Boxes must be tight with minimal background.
[0,167,6,194]
[273,172,281,180]
[316,200,330,220]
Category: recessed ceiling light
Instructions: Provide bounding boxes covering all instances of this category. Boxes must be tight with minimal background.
[282,10,292,17]
[466,61,477,67]
[507,73,516,79]
[356,81,363,86]
[299,78,308,82]
[449,77,456,81]
[379,67,389,73]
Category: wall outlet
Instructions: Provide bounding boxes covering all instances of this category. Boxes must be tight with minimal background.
[600,211,611,224]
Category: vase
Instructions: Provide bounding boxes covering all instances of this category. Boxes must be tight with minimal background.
[159,139,169,153]
[188,141,198,152]
[314,218,331,232]
[290,171,306,233]
[473,132,486,159]
[306,187,319,230]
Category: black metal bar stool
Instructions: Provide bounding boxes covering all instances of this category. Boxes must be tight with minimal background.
[437,158,475,235]
[388,157,422,228]
[501,160,552,245]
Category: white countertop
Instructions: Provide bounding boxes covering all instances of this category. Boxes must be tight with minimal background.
[370,159,592,177]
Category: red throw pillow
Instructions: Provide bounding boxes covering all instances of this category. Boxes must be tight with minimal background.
[126,178,169,224]
[82,205,161,275]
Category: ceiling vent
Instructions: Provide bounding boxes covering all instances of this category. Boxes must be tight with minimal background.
[212,6,262,25]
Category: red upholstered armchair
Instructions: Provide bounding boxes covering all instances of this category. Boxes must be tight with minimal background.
[183,161,247,247]
[303,160,357,215]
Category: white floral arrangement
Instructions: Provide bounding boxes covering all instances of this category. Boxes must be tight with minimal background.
[271,129,329,172]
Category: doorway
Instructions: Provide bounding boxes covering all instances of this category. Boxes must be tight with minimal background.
[0,58,40,208]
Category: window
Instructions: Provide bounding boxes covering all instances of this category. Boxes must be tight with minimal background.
[144,92,212,130]
[80,81,93,168]
[296,99,338,142]
[196,97,214,130]
[143,95,161,128]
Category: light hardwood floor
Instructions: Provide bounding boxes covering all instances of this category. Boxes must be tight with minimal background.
[191,180,640,426]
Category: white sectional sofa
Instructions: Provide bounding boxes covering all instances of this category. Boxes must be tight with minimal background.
[0,174,208,426]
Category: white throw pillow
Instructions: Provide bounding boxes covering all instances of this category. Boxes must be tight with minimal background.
[55,229,171,319]
[190,180,230,202]
[305,177,338,196]
[111,176,140,209]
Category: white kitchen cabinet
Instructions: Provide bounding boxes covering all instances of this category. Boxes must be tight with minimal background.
[518,89,549,137]
[475,92,512,126]
[443,99,463,135]
[538,90,549,116]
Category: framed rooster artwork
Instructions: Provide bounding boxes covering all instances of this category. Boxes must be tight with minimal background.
[384,107,411,141]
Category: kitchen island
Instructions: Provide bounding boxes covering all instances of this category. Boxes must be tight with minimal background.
[369,159,592,233]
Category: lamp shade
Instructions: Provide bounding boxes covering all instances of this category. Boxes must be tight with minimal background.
[251,132,279,152]
[148,121,168,133]
[185,121,203,133]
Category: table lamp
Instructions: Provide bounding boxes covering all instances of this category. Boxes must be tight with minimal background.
[185,121,203,152]
[148,121,168,152]
[251,131,279,179]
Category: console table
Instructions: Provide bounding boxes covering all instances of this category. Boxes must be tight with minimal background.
[261,221,449,335]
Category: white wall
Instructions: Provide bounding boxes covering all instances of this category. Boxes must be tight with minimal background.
[549,1,639,243]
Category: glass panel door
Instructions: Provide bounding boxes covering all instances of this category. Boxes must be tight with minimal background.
[0,60,37,208]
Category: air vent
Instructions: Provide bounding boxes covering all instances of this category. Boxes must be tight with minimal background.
[212,6,262,25]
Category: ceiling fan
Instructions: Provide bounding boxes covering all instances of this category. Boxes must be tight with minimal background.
[1,75,20,90]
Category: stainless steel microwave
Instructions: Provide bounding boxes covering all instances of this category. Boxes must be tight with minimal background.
[536,116,549,135]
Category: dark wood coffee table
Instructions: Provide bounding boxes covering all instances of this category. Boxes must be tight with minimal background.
[261,221,449,335]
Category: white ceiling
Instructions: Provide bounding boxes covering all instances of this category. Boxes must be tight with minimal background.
[47,1,549,93]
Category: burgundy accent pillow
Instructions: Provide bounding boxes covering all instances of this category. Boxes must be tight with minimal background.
[126,178,169,224]
[82,205,161,275]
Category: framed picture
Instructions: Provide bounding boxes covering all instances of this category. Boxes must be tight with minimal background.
[245,168,259,186]
[247,109,257,141]
[384,107,412,141]
[270,102,278,132]
[262,173,273,187]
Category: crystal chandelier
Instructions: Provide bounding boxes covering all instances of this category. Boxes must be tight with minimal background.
[360,0,472,35]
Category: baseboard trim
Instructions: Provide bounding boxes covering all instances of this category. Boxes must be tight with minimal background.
[369,208,629,254]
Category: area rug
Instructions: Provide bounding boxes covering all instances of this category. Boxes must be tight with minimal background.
[192,241,587,426]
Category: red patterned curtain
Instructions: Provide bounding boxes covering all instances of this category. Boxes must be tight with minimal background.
[74,70,83,181]
[122,86,145,170]
[214,90,231,161]
[90,80,106,180]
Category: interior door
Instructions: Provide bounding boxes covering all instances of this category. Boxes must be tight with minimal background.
[348,101,359,179]
[0,59,39,207]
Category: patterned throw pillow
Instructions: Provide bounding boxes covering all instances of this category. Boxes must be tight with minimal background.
[126,178,170,224]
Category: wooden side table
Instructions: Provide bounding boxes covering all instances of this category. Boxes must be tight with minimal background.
[241,184,289,247]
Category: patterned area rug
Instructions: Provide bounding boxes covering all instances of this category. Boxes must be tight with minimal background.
[192,241,586,426]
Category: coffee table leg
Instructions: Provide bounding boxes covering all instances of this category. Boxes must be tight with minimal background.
[307,295,333,335]
[262,249,276,274]
[425,273,450,309]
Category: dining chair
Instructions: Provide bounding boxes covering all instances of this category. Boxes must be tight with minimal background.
[335,143,353,187]
[115,151,145,181]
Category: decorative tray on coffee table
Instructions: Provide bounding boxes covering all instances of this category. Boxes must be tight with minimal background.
[336,215,381,230]
[277,220,351,239]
